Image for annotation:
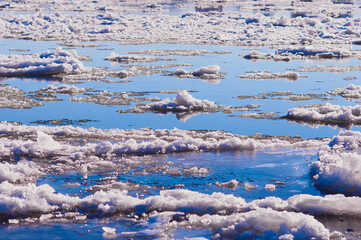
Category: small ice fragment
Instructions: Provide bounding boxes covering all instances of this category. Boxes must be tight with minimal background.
[102,226,116,234]
[8,219,19,224]
[75,215,87,221]
[244,182,257,190]
[265,184,276,191]
[39,213,52,222]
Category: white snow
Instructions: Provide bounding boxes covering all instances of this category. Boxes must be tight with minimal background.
[328,84,361,100]
[0,183,355,238]
[0,121,329,159]
[102,226,116,234]
[0,160,42,184]
[38,84,88,96]
[128,90,221,114]
[237,71,300,80]
[172,65,223,79]
[1,6,360,47]
[0,84,43,109]
[105,52,171,63]
[0,48,87,76]
[265,184,276,191]
[286,103,361,124]
[311,131,361,195]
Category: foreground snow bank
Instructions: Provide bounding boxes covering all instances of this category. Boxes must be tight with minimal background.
[0,48,87,76]
[311,131,361,195]
[0,184,353,238]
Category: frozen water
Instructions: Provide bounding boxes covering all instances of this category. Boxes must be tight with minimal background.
[2,0,361,238]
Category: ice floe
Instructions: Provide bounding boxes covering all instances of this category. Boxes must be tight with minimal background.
[0,48,87,77]
[286,103,361,125]
[128,49,231,56]
[237,71,300,81]
[128,90,221,115]
[105,52,174,64]
[0,84,44,109]
[0,121,329,160]
[237,91,333,102]
[171,65,224,80]
[328,84,361,100]
[311,131,361,195]
[70,90,159,106]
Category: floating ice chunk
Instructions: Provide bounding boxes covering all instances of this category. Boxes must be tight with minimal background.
[192,65,220,76]
[0,84,43,109]
[105,52,173,63]
[171,65,224,80]
[8,219,19,224]
[0,48,87,76]
[215,180,239,189]
[128,49,230,57]
[37,84,88,97]
[244,182,257,191]
[173,68,189,75]
[311,131,361,195]
[276,46,352,58]
[128,90,222,116]
[265,184,276,191]
[37,131,61,151]
[286,103,361,124]
[102,226,116,234]
[328,84,361,100]
[237,71,300,80]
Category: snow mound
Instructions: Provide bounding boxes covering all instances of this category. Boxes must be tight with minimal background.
[0,48,87,76]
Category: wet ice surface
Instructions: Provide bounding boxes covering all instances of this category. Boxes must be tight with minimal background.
[2,1,361,239]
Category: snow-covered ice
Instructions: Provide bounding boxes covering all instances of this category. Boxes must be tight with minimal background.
[0,48,87,76]
[286,103,361,125]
